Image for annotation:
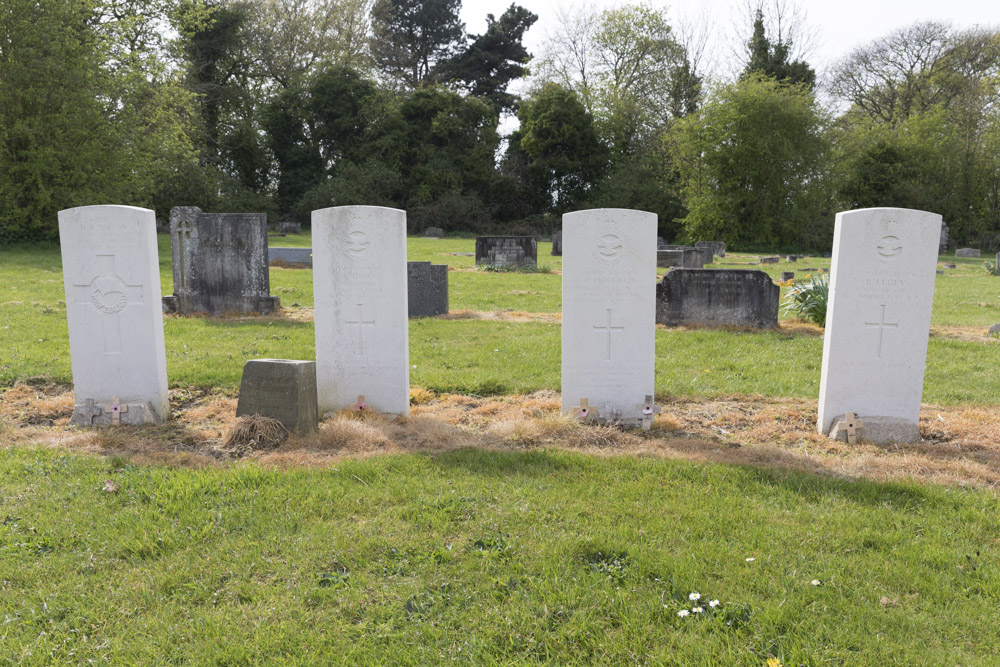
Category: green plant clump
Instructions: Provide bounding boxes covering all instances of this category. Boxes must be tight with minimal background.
[783,274,829,326]
[983,260,1000,276]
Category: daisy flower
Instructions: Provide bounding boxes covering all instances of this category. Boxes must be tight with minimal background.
[688,592,701,601]
[677,609,690,617]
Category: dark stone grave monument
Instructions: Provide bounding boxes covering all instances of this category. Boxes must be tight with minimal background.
[407,261,449,317]
[551,230,562,256]
[781,271,795,281]
[759,256,780,264]
[656,269,779,329]
[475,236,537,268]
[269,247,312,267]
[695,241,726,257]
[657,248,704,269]
[423,227,444,238]
[236,359,318,434]
[163,206,279,315]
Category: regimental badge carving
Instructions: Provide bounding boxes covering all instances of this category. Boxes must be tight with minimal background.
[72,255,145,354]
[88,275,129,314]
[592,221,624,264]
[340,224,371,260]
[876,235,903,258]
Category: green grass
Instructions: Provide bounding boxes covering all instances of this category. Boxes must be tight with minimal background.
[2,241,999,405]
[2,446,1000,664]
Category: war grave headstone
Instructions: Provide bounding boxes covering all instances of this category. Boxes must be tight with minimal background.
[313,206,410,415]
[818,207,942,444]
[562,208,657,426]
[657,248,704,269]
[162,206,279,315]
[695,241,726,257]
[475,236,537,268]
[269,247,312,267]
[955,248,980,257]
[551,230,562,256]
[236,359,318,434]
[58,205,169,425]
[408,261,449,317]
[656,269,779,329]
[423,227,444,238]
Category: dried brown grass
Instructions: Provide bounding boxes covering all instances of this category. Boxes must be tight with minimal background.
[3,382,1000,488]
[439,309,562,323]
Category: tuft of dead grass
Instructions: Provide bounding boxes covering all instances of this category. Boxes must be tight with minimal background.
[4,383,1000,489]
[223,415,289,455]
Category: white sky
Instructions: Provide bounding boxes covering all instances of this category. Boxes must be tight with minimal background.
[460,0,1000,80]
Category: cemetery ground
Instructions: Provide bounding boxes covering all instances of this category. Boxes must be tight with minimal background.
[2,237,1000,663]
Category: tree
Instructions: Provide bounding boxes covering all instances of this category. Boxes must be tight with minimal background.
[434,4,538,114]
[741,8,815,87]
[370,0,465,88]
[516,83,607,213]
[671,75,829,249]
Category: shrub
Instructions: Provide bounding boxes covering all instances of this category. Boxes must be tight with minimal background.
[783,274,829,326]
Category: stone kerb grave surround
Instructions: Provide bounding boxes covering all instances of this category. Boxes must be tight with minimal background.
[163,206,280,315]
[407,261,449,317]
[313,206,410,415]
[562,208,657,424]
[236,359,318,434]
[58,206,169,425]
[818,207,942,444]
[656,269,779,329]
[475,236,537,268]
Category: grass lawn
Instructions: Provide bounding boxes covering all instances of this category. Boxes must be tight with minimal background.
[2,238,999,404]
[2,446,1000,664]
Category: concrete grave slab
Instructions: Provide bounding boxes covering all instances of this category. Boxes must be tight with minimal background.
[313,206,409,415]
[59,205,169,425]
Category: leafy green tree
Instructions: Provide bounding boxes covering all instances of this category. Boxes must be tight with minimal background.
[671,75,829,249]
[371,0,465,88]
[434,4,538,114]
[517,83,606,213]
[742,8,815,88]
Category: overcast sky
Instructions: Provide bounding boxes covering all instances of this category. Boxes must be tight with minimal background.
[460,0,1000,80]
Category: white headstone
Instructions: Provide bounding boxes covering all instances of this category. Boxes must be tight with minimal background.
[561,208,657,424]
[58,206,169,425]
[818,207,942,443]
[312,206,409,415]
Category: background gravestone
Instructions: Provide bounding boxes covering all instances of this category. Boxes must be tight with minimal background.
[562,208,657,424]
[268,247,312,267]
[58,205,169,425]
[818,207,942,444]
[657,249,704,268]
[278,221,301,234]
[551,230,562,256]
[656,269,779,329]
[313,206,410,415]
[163,206,279,315]
[695,241,726,257]
[939,224,949,254]
[475,236,537,268]
[955,248,980,257]
[407,261,448,317]
[236,359,317,434]
[423,227,444,238]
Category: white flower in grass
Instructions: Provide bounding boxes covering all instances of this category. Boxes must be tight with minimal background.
[746,557,755,562]
[677,609,689,617]
[709,600,720,608]
[811,579,822,586]
[688,592,700,601]
[692,606,704,613]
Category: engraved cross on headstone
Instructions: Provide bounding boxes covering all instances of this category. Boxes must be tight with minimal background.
[72,254,145,354]
[865,304,898,359]
[593,308,625,362]
[345,303,375,356]
[175,218,193,290]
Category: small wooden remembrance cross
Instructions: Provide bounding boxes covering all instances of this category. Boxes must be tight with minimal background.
[838,412,864,444]
[354,395,366,412]
[109,396,127,425]
[572,398,599,421]
[635,394,660,431]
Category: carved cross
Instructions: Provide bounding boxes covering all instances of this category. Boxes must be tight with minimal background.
[76,398,103,425]
[635,394,660,431]
[345,303,375,356]
[593,308,625,362]
[865,305,898,359]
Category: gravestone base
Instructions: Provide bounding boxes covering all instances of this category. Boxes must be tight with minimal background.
[70,399,161,426]
[236,359,318,434]
[827,414,920,445]
[162,294,279,315]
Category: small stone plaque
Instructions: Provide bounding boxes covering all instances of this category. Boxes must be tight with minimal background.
[408,261,448,317]
[236,359,318,434]
[656,269,779,329]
